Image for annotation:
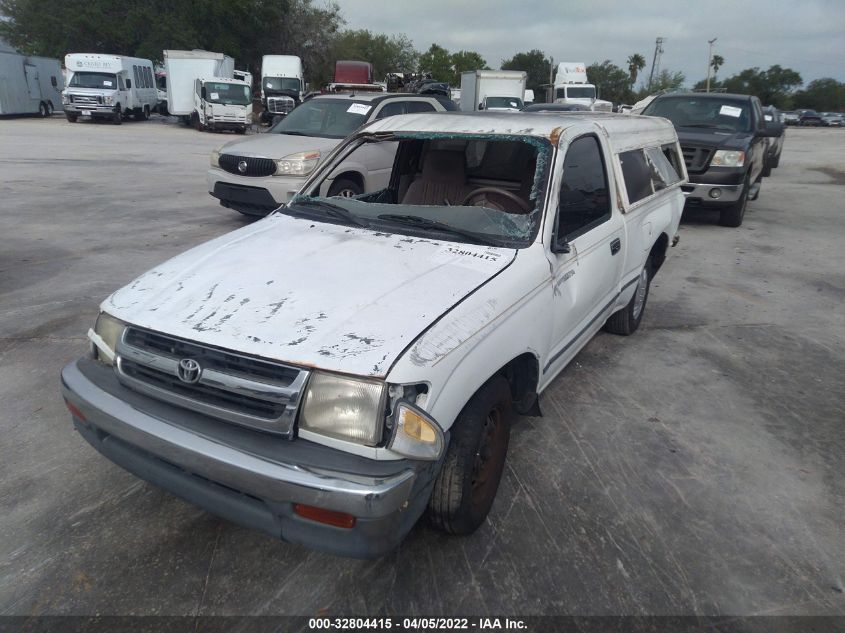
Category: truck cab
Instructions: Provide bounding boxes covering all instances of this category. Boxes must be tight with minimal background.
[553,61,613,112]
[260,55,303,124]
[193,76,251,133]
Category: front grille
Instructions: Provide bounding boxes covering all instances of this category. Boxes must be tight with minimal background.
[71,94,102,106]
[115,328,309,435]
[681,146,713,173]
[267,96,295,115]
[219,154,277,177]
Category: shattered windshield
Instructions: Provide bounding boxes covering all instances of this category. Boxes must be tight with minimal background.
[285,134,551,248]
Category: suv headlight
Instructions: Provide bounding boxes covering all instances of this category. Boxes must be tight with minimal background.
[89,312,126,366]
[711,150,745,167]
[274,151,320,177]
[300,371,386,446]
[210,149,220,167]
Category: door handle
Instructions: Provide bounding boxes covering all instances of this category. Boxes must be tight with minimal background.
[610,238,621,255]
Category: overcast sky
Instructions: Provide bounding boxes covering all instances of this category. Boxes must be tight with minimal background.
[334,0,845,87]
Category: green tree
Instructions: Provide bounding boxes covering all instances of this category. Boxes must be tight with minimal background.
[710,54,725,79]
[418,43,453,83]
[793,78,845,111]
[650,68,686,92]
[586,60,634,105]
[329,29,417,81]
[502,49,549,102]
[452,50,488,84]
[717,65,802,108]
[626,53,646,87]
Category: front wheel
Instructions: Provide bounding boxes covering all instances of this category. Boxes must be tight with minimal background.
[112,106,122,125]
[427,376,512,535]
[327,178,363,198]
[191,111,204,131]
[38,101,48,117]
[65,112,78,123]
[46,101,54,116]
[604,259,651,336]
[719,174,749,227]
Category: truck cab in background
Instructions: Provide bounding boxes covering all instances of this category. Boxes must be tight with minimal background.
[62,53,157,124]
[260,55,303,124]
[193,77,251,134]
[325,61,385,94]
[553,62,612,112]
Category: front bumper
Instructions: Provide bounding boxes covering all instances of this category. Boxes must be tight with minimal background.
[207,167,306,212]
[206,120,247,131]
[682,169,746,205]
[64,104,118,117]
[61,359,439,558]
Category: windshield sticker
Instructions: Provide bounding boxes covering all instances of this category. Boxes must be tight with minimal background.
[720,105,742,118]
[103,80,112,87]
[347,103,372,115]
[210,92,219,100]
[266,82,273,88]
[431,244,505,273]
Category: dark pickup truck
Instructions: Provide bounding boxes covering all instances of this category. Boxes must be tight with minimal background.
[641,92,779,227]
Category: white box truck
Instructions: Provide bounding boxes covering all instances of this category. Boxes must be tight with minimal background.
[260,55,304,124]
[62,54,157,124]
[164,50,248,133]
[552,62,613,112]
[460,70,526,112]
[0,51,63,116]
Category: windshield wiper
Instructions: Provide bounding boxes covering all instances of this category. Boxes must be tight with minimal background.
[288,199,369,227]
[376,214,502,247]
[277,131,310,136]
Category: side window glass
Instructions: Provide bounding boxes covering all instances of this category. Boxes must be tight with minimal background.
[133,66,139,86]
[50,76,57,87]
[619,149,653,203]
[645,147,682,191]
[146,67,153,89]
[406,101,436,114]
[118,75,126,90]
[556,136,611,242]
[375,101,406,120]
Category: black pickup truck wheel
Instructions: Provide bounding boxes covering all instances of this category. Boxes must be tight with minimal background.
[719,174,750,227]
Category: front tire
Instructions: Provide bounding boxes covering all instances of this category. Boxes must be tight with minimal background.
[65,112,78,123]
[327,178,363,198]
[605,259,651,336]
[38,101,48,117]
[112,106,122,125]
[719,173,749,227]
[191,111,204,131]
[427,376,512,535]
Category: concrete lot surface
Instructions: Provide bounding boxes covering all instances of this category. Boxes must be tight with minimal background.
[0,117,843,616]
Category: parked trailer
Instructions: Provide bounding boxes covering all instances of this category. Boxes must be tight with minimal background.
[0,51,63,116]
[164,50,234,119]
[460,70,526,112]
[63,53,157,124]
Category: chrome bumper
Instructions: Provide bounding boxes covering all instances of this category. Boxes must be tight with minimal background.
[61,359,437,558]
[681,182,743,203]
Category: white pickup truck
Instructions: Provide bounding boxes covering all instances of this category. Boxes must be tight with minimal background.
[62,111,684,558]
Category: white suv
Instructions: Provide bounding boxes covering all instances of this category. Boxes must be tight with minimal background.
[207,93,456,216]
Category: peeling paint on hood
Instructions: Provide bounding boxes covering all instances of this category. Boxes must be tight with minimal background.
[104,214,516,377]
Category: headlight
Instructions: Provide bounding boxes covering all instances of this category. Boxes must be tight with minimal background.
[210,149,220,167]
[274,150,320,177]
[387,401,444,461]
[299,372,386,446]
[711,150,745,167]
[104,95,114,106]
[90,312,126,366]
[61,93,69,105]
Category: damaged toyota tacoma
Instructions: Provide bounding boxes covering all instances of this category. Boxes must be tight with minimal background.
[61,111,684,558]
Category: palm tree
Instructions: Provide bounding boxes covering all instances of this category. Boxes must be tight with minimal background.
[627,53,646,86]
[710,54,725,78]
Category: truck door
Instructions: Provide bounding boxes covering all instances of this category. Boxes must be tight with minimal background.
[545,132,625,375]
[24,64,40,100]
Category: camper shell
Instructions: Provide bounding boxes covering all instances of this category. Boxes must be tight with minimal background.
[0,51,63,116]
[63,53,157,123]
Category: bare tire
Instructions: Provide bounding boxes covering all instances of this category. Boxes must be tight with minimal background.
[327,178,363,198]
[236,126,246,135]
[605,259,651,336]
[65,112,78,123]
[719,173,749,227]
[38,102,48,117]
[427,376,512,535]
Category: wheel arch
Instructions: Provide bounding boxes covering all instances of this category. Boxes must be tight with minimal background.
[649,232,670,274]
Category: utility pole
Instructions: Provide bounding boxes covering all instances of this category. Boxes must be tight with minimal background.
[647,37,664,93]
[706,37,718,92]
[548,56,554,102]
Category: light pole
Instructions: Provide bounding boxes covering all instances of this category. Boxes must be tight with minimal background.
[706,37,718,92]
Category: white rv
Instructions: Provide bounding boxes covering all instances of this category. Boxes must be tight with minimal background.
[0,51,63,116]
[460,70,526,112]
[260,55,304,123]
[553,62,613,112]
[62,54,157,124]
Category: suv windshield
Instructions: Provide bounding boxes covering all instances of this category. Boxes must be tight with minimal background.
[263,77,300,92]
[69,72,117,89]
[270,98,370,138]
[203,82,252,106]
[644,96,752,132]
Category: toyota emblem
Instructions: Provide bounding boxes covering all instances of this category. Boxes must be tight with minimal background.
[177,358,202,384]
[237,160,248,174]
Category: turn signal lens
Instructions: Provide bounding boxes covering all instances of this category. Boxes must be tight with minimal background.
[293,504,356,529]
[387,401,444,461]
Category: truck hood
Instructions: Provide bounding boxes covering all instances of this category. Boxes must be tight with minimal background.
[218,134,341,159]
[675,128,753,151]
[104,213,516,377]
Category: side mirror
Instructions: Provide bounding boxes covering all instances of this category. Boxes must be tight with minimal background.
[126,79,131,89]
[551,237,571,254]
[759,123,781,137]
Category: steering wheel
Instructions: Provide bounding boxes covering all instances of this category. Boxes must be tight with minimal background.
[460,187,531,213]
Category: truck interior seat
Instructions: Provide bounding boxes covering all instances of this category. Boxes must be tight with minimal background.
[402,150,474,206]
